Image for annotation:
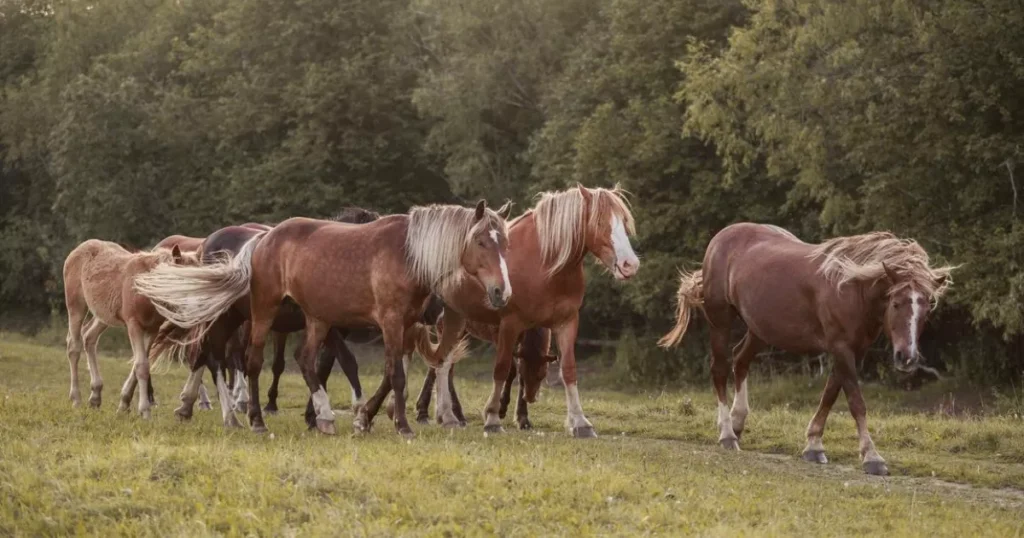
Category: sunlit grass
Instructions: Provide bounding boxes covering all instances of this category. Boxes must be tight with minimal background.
[1,334,1022,536]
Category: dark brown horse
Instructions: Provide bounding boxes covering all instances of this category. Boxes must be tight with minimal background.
[659,223,954,475]
[420,185,639,437]
[137,201,511,437]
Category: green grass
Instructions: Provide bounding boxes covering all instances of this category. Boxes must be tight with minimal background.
[1,334,1023,536]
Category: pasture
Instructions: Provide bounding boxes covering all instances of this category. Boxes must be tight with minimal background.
[1,333,1023,536]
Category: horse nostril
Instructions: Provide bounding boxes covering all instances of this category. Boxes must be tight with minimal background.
[895,351,905,364]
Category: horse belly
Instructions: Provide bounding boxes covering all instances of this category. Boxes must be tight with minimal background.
[732,278,825,355]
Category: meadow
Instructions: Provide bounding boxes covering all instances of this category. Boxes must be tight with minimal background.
[1,332,1023,536]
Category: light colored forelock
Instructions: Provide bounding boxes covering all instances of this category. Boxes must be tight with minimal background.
[809,232,955,304]
[405,204,508,294]
[532,186,635,275]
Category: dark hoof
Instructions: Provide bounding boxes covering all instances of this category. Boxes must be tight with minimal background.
[397,427,416,440]
[483,424,505,435]
[117,401,131,414]
[251,423,269,434]
[416,415,430,425]
[572,426,598,439]
[89,396,101,408]
[518,419,533,431]
[199,402,212,411]
[316,419,337,435]
[719,438,740,450]
[263,406,278,416]
[174,407,193,421]
[498,410,508,420]
[863,460,889,476]
[802,450,828,464]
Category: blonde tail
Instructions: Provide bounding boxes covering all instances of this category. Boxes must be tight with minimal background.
[408,322,469,368]
[134,232,264,344]
[658,269,704,348]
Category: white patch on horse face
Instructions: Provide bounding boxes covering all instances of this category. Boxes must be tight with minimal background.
[609,215,638,275]
[908,291,922,359]
[490,229,512,301]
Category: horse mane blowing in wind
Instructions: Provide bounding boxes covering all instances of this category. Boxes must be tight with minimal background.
[136,201,512,437]
[659,223,954,476]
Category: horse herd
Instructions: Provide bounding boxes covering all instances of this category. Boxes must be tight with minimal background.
[62,185,954,476]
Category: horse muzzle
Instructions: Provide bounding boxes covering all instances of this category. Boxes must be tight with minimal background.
[893,351,919,373]
[487,287,509,309]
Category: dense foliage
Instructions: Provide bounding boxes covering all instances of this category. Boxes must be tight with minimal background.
[1,0,1021,382]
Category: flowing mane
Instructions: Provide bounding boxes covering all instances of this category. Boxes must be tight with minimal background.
[405,204,509,293]
[810,232,954,301]
[529,185,635,276]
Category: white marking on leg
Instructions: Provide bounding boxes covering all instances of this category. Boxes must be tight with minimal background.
[908,291,922,359]
[483,380,504,428]
[215,370,240,427]
[563,383,592,431]
[402,355,410,402]
[434,361,459,426]
[717,400,736,443]
[351,387,364,409]
[233,373,249,411]
[310,386,335,422]
[198,383,211,408]
[730,379,749,432]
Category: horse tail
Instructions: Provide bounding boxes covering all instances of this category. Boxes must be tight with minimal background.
[409,322,468,368]
[147,320,199,369]
[135,232,265,345]
[658,269,704,348]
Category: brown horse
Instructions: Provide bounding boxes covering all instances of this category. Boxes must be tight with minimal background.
[136,201,511,437]
[421,185,639,437]
[63,240,198,417]
[659,223,954,475]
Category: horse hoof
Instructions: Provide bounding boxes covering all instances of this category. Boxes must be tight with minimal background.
[251,423,269,434]
[802,450,828,464]
[397,428,416,440]
[117,401,130,414]
[416,415,430,425]
[483,424,505,435]
[572,426,597,439]
[235,402,249,414]
[89,396,101,408]
[199,402,212,411]
[719,438,740,450]
[863,460,889,476]
[225,416,243,429]
[353,414,371,434]
[140,409,152,420]
[263,407,278,416]
[518,419,533,431]
[174,407,193,421]
[316,419,337,436]
[459,419,468,427]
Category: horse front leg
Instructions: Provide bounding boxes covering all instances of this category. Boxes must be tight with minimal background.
[482,320,521,434]
[802,370,842,464]
[415,368,436,424]
[553,316,594,438]
[835,349,888,476]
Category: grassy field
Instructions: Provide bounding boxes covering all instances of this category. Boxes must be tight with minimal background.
[1,333,1023,536]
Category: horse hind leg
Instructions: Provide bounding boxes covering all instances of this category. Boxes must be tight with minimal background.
[82,318,108,408]
[299,318,337,435]
[264,331,288,415]
[65,310,87,407]
[709,322,738,450]
[415,368,436,424]
[730,332,765,440]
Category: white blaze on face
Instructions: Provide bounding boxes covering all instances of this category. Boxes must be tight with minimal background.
[490,229,512,301]
[610,215,638,274]
[908,291,922,359]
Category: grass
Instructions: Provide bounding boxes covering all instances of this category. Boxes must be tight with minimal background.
[1,332,1023,536]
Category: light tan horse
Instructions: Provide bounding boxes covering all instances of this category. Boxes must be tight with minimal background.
[659,224,953,475]
[63,239,198,417]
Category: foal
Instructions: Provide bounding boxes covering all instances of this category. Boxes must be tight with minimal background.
[63,240,198,417]
[660,223,953,475]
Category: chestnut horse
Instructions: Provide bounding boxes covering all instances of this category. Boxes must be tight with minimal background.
[422,185,639,437]
[63,240,198,417]
[659,223,954,475]
[137,201,511,436]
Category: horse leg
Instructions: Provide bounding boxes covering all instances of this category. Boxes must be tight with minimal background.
[554,315,595,438]
[836,351,888,476]
[448,364,467,426]
[354,370,392,434]
[298,318,336,435]
[515,366,532,430]
[498,360,516,419]
[127,322,153,419]
[305,340,335,430]
[482,321,521,434]
[82,317,107,408]
[415,368,435,424]
[65,310,86,407]
[802,370,842,464]
[707,323,737,449]
[388,334,414,439]
[232,323,251,414]
[197,382,212,411]
[730,332,765,439]
[207,324,242,428]
[264,331,287,415]
[433,312,468,428]
[333,330,363,412]
[245,307,277,433]
[174,349,207,421]
[385,355,412,425]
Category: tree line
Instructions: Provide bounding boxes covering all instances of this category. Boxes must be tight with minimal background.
[1,0,1021,383]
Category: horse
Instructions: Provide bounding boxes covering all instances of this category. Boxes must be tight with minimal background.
[412,319,557,430]
[136,201,511,437]
[658,223,954,475]
[145,209,380,428]
[62,240,199,417]
[420,185,639,437]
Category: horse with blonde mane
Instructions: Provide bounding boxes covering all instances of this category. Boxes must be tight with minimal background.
[62,239,199,417]
[136,201,511,437]
[419,185,640,437]
[659,223,954,475]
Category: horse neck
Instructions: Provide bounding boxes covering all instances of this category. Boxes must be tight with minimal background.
[519,211,587,277]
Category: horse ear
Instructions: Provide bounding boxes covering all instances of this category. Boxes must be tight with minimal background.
[882,262,900,284]
[171,245,183,263]
[474,200,486,221]
[496,201,513,220]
